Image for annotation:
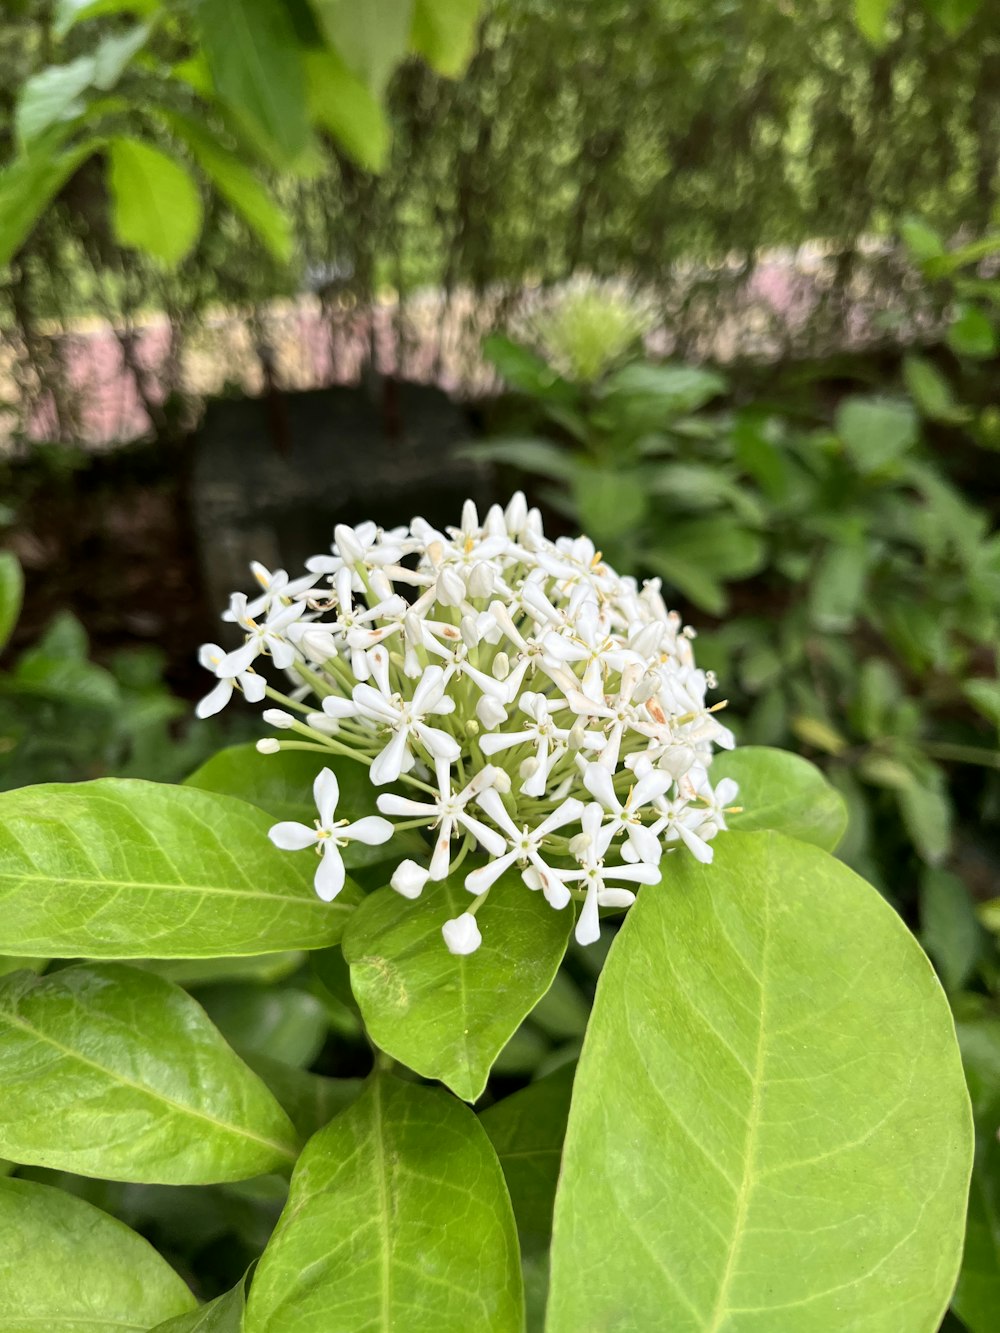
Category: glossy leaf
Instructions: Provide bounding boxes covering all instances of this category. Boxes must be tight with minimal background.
[480,1062,575,1252]
[548,831,973,1332]
[197,0,310,163]
[0,1175,196,1328]
[342,868,573,1101]
[305,49,389,172]
[410,0,481,76]
[709,745,848,851]
[246,1074,523,1332]
[0,963,298,1182]
[0,552,24,652]
[0,778,359,957]
[153,1275,248,1332]
[185,743,424,866]
[108,137,203,265]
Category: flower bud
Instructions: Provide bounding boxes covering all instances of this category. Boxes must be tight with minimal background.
[568,719,587,751]
[505,490,527,534]
[334,523,365,564]
[476,694,508,730]
[442,912,482,955]
[492,768,512,794]
[391,859,429,900]
[519,756,539,781]
[306,712,340,735]
[633,671,659,704]
[438,568,466,607]
[262,708,295,729]
[460,615,480,649]
[256,738,280,754]
[468,562,495,599]
[569,831,591,857]
[492,651,510,681]
[660,745,695,779]
[300,628,338,663]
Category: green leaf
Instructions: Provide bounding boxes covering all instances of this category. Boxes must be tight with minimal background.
[152,1274,248,1332]
[164,113,292,262]
[0,133,98,267]
[16,57,96,148]
[409,0,481,76]
[0,1175,196,1328]
[483,334,576,403]
[602,363,726,419]
[309,0,413,94]
[836,396,918,473]
[0,778,359,958]
[185,744,424,866]
[0,553,23,653]
[245,1054,363,1140]
[458,436,577,484]
[923,0,983,37]
[548,831,973,1332]
[947,304,998,360]
[808,534,869,632]
[305,48,390,172]
[571,468,648,543]
[901,216,945,263]
[196,0,310,163]
[855,0,894,45]
[920,867,982,992]
[194,981,328,1067]
[246,1074,524,1332]
[480,1062,575,1253]
[964,678,1000,728]
[0,963,297,1182]
[107,137,203,265]
[342,868,572,1101]
[708,746,848,851]
[952,1015,1000,1333]
[904,354,968,423]
[896,761,952,866]
[54,0,156,38]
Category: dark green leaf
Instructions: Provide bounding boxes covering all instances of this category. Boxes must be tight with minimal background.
[54,0,155,37]
[897,761,952,866]
[808,535,869,631]
[0,1175,196,1327]
[923,0,983,37]
[964,678,1000,728]
[947,304,998,360]
[342,868,572,1101]
[153,1274,247,1332]
[0,133,98,267]
[479,1063,575,1252]
[0,963,298,1181]
[602,363,726,419]
[920,867,982,992]
[246,1074,524,1332]
[483,334,576,403]
[709,745,848,851]
[458,436,577,484]
[548,831,973,1331]
[571,468,648,543]
[194,981,328,1067]
[108,137,203,265]
[904,354,968,423]
[952,1016,1000,1332]
[197,0,310,163]
[0,779,359,957]
[245,1053,363,1140]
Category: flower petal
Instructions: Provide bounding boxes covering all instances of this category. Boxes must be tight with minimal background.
[315,844,346,901]
[313,768,340,827]
[342,815,394,846]
[268,821,319,851]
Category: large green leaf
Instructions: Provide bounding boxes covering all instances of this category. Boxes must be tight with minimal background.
[246,1073,524,1332]
[164,112,292,262]
[0,133,97,267]
[0,552,24,652]
[0,779,359,957]
[855,0,894,45]
[0,1175,196,1329]
[153,1274,248,1332]
[480,1062,575,1253]
[835,396,917,473]
[309,0,413,94]
[409,0,481,76]
[185,743,424,866]
[548,831,973,1332]
[0,963,297,1182]
[709,745,848,851]
[342,868,573,1101]
[304,49,390,172]
[196,0,310,163]
[952,1014,1000,1333]
[107,137,203,265]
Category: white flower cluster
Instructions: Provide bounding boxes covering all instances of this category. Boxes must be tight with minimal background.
[196,495,737,954]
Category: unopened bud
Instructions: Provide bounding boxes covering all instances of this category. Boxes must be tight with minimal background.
[519,756,539,781]
[633,672,659,704]
[256,738,280,754]
[306,712,340,735]
[300,628,338,663]
[493,768,512,794]
[568,719,587,750]
[476,694,507,730]
[568,832,591,857]
[465,717,481,737]
[660,745,695,779]
[468,562,495,599]
[442,912,482,956]
[334,523,365,564]
[262,708,295,729]
[460,615,480,649]
[492,651,510,681]
[438,567,466,607]
[391,859,430,900]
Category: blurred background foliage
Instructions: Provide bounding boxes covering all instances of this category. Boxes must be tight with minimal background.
[1,0,1000,1327]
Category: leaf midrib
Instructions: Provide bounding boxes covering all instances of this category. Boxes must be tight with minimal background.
[0,1008,297,1163]
[0,869,344,909]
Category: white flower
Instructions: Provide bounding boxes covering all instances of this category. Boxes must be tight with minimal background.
[196,643,266,718]
[199,492,738,950]
[268,768,392,901]
[559,804,662,946]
